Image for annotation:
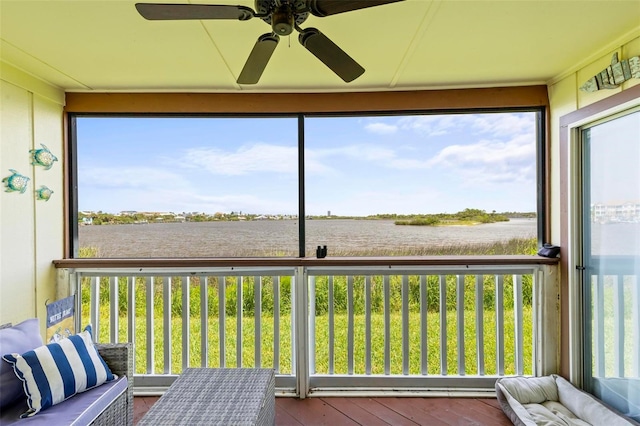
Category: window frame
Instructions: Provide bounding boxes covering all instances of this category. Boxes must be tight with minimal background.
[65,88,549,259]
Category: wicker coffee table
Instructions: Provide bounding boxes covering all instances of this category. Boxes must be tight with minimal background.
[137,368,275,425]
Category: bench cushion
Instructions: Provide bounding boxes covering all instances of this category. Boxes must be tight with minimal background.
[2,325,115,418]
[0,375,127,425]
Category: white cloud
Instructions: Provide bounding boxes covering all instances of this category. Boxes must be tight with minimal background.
[364,122,398,134]
[428,134,536,184]
[179,143,298,175]
[80,167,190,189]
[396,115,458,136]
[385,112,536,140]
[469,113,535,137]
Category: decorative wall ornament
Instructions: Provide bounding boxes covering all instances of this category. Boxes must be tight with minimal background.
[580,53,640,92]
[2,169,30,193]
[29,144,58,170]
[35,185,54,201]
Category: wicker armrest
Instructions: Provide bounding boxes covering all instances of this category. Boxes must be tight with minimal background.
[95,343,134,425]
[96,343,133,379]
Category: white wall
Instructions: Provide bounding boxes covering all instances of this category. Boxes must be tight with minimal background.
[0,62,65,331]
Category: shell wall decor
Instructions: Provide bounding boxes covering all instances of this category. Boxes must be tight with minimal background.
[35,185,54,201]
[29,144,58,170]
[2,169,30,193]
[3,145,59,198]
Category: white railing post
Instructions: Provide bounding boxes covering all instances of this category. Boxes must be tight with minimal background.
[127,276,135,356]
[309,276,316,375]
[475,275,485,376]
[439,275,447,376]
[514,275,524,376]
[200,276,208,368]
[295,266,309,398]
[495,275,505,376]
[273,276,281,374]
[163,277,172,374]
[145,277,154,374]
[255,275,262,368]
[90,277,99,341]
[456,275,465,375]
[181,276,190,372]
[535,265,559,376]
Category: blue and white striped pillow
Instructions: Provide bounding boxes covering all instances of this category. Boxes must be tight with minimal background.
[2,325,115,418]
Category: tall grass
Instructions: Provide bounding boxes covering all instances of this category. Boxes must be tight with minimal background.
[79,237,538,258]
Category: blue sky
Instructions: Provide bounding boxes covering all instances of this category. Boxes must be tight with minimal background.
[77,111,537,216]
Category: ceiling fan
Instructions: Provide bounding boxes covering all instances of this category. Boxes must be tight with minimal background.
[135,0,405,84]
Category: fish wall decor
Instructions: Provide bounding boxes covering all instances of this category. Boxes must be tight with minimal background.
[580,53,640,92]
[35,185,54,201]
[29,144,58,170]
[2,169,30,193]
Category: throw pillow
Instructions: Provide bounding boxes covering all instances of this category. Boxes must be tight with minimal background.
[2,324,116,418]
[0,318,43,409]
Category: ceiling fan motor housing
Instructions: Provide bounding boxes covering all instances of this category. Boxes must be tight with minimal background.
[271,4,294,35]
[255,0,309,34]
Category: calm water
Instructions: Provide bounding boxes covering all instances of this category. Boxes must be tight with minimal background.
[79,218,537,257]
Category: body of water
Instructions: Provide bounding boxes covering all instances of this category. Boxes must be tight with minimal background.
[79,218,537,257]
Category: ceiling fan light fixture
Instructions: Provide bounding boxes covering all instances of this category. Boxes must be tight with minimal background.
[271,5,294,35]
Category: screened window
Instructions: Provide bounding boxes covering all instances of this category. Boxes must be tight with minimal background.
[69,110,543,258]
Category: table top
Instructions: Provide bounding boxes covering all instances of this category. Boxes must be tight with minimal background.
[137,368,275,425]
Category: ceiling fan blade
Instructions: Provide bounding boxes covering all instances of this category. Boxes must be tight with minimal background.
[237,33,280,85]
[135,3,255,20]
[298,28,364,83]
[308,0,404,17]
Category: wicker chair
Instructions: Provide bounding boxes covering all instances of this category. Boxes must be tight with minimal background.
[92,343,134,425]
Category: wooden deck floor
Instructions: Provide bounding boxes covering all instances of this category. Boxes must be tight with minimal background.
[134,395,512,425]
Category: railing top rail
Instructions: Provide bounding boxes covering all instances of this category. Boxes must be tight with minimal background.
[72,267,297,276]
[307,265,540,276]
[54,255,557,270]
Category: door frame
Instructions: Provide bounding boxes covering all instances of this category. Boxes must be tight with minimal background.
[559,84,640,385]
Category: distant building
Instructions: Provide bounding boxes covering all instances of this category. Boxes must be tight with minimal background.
[592,201,640,223]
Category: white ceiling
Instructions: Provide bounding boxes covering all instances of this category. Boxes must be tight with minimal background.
[1,0,639,93]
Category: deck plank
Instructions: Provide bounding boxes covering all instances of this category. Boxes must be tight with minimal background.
[454,398,511,423]
[134,396,509,425]
[322,397,405,426]
[372,398,450,426]
[346,397,420,426]
[411,398,510,425]
[276,403,304,425]
[277,397,360,425]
